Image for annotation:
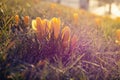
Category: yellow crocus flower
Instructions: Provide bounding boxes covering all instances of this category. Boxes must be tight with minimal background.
[61,26,71,47]
[50,17,61,39]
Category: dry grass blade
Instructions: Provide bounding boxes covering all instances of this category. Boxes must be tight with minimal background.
[64,53,85,72]
[82,60,108,72]
[45,54,85,74]
[6,40,15,51]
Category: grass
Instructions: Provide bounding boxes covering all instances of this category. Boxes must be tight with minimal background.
[0,0,120,80]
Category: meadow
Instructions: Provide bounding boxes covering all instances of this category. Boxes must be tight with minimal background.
[0,0,120,80]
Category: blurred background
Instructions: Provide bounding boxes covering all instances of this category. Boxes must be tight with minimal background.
[49,0,120,18]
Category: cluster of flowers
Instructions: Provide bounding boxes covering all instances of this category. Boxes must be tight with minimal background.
[15,15,29,26]
[15,15,78,48]
[13,15,79,65]
[32,17,78,48]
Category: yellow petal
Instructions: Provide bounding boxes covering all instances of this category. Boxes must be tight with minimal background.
[36,17,42,32]
[51,17,61,39]
[32,20,37,30]
[62,26,71,47]
[43,19,49,33]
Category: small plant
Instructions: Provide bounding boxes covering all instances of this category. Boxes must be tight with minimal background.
[3,15,83,80]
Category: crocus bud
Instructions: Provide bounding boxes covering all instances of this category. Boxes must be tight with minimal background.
[116,29,120,40]
[95,18,101,26]
[24,16,29,25]
[36,17,42,32]
[62,26,71,48]
[51,17,61,39]
[115,29,120,45]
[42,19,49,34]
[15,15,19,25]
[46,21,52,40]
[42,19,49,33]
[36,17,46,40]
[71,34,78,48]
[50,3,56,9]
[73,13,78,25]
